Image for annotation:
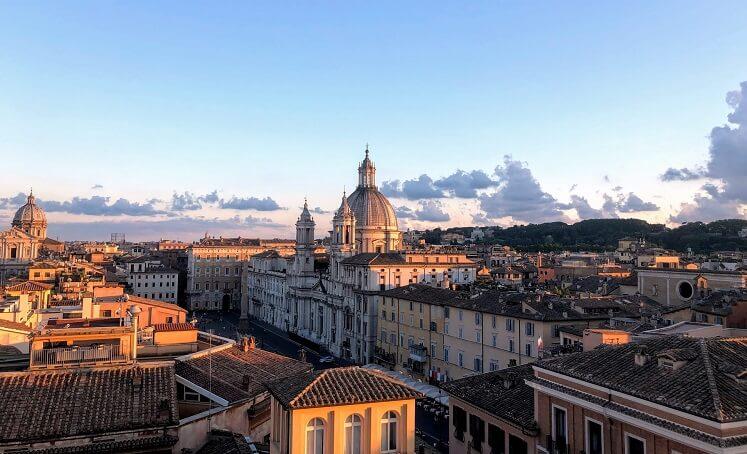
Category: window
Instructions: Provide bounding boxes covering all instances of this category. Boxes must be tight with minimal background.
[487,424,505,454]
[506,319,514,332]
[489,361,498,371]
[469,414,485,452]
[458,352,464,367]
[458,327,463,339]
[474,356,482,372]
[509,339,514,352]
[166,316,174,323]
[625,434,645,454]
[525,343,532,356]
[458,310,463,321]
[586,418,603,454]
[101,310,112,317]
[552,406,567,446]
[344,414,362,454]
[492,335,497,347]
[380,411,398,453]
[525,322,534,336]
[306,418,325,454]
[452,406,467,441]
[475,313,481,325]
[444,346,449,362]
[444,307,450,318]
[492,315,496,329]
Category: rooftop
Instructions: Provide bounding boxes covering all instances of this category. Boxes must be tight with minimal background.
[441,364,535,429]
[535,336,747,423]
[267,366,421,410]
[176,343,311,403]
[0,362,178,443]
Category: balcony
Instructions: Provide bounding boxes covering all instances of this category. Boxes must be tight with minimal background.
[30,344,129,369]
[408,344,428,363]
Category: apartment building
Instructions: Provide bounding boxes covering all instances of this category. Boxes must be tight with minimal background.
[186,237,295,311]
[444,336,747,454]
[125,257,179,304]
[376,285,613,382]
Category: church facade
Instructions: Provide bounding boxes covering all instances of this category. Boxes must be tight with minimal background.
[0,192,47,283]
[246,148,477,364]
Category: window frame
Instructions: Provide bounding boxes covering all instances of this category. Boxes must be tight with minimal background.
[585,416,604,454]
[380,411,399,453]
[551,404,568,446]
[305,417,326,454]
[344,414,363,454]
[624,432,646,454]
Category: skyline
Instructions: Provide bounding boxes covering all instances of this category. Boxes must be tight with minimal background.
[1,1,746,240]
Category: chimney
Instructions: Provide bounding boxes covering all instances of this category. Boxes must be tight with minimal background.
[502,372,517,390]
[634,345,650,366]
[132,367,144,391]
[158,399,171,421]
[240,336,250,352]
[249,336,256,350]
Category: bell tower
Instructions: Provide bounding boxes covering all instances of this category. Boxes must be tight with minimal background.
[294,199,316,275]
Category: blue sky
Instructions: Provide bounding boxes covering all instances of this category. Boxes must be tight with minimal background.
[1,1,746,240]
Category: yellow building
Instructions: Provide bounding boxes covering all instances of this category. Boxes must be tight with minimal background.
[266,367,421,454]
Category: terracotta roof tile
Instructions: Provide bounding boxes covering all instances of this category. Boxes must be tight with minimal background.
[0,319,32,333]
[0,363,178,443]
[267,366,421,409]
[152,323,196,332]
[176,345,311,403]
[442,364,535,429]
[535,336,747,423]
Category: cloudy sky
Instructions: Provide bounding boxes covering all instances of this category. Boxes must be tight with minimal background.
[1,1,746,241]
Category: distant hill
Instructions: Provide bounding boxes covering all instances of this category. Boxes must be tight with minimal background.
[423,218,747,253]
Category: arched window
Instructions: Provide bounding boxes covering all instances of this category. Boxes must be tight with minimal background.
[345,414,362,454]
[380,411,398,453]
[306,418,325,454]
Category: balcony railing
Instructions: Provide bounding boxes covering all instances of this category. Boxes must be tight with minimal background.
[31,344,129,368]
[409,344,428,363]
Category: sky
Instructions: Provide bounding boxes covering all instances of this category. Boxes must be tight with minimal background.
[0,1,746,241]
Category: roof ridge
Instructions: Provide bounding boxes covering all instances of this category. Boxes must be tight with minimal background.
[288,369,326,407]
[699,338,725,421]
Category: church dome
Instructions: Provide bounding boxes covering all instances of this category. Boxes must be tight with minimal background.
[347,187,398,230]
[12,192,46,227]
[346,147,399,230]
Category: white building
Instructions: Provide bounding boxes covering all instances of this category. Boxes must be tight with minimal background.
[246,147,477,364]
[125,257,179,304]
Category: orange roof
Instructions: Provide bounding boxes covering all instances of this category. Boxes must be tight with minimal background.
[0,319,32,333]
[126,295,188,313]
[5,281,53,292]
[152,323,196,332]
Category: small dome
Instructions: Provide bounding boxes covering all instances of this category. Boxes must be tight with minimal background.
[347,187,398,230]
[12,193,46,226]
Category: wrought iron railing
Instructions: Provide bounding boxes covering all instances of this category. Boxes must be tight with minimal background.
[31,344,128,368]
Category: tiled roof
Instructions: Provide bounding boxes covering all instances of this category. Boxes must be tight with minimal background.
[153,322,196,332]
[176,345,312,403]
[340,253,407,266]
[441,364,535,429]
[0,363,178,443]
[196,430,254,454]
[535,336,747,422]
[0,319,32,333]
[29,435,178,453]
[5,281,54,292]
[381,285,615,322]
[267,366,421,409]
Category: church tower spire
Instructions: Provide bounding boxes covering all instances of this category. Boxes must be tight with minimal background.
[357,145,376,188]
[294,198,316,275]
